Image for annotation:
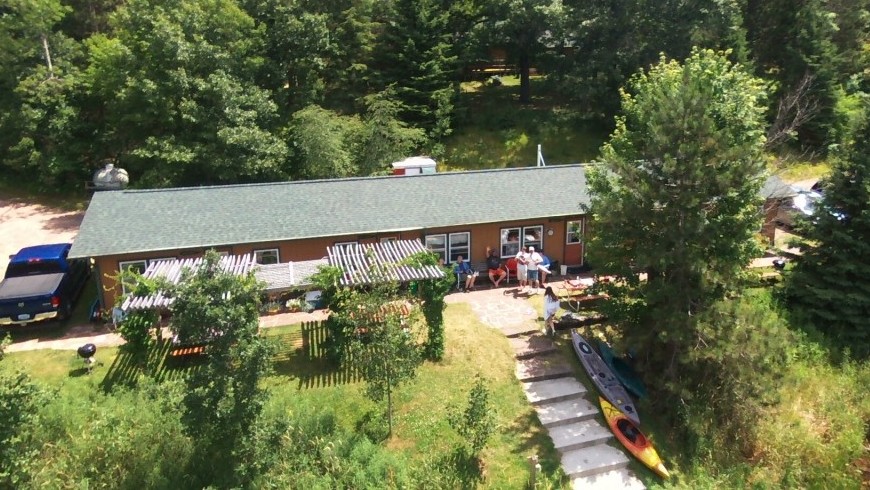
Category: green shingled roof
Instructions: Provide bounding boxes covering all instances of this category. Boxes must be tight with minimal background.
[69,165,592,258]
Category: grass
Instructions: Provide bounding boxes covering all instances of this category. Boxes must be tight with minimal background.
[768,153,831,184]
[1,301,565,488]
[444,75,611,170]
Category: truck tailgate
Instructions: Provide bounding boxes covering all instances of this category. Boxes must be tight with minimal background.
[0,273,65,301]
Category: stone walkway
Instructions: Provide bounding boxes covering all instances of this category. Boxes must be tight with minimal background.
[447,286,646,489]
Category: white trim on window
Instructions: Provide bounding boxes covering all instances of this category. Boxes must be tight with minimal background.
[333,241,358,252]
[523,225,543,251]
[118,260,147,296]
[254,248,279,265]
[425,234,447,262]
[500,227,520,258]
[448,232,471,262]
[566,220,583,244]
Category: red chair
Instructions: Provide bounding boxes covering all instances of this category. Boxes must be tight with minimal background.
[505,258,518,284]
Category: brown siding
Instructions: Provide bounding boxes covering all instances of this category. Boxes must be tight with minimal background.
[760,198,779,245]
[95,218,586,306]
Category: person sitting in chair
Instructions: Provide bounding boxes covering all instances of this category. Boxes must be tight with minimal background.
[454,255,478,292]
[486,247,506,287]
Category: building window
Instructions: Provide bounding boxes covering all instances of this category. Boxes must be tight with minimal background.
[333,241,358,252]
[448,232,470,262]
[425,234,447,262]
[254,249,279,265]
[500,227,520,258]
[380,237,397,243]
[501,226,543,256]
[118,260,147,296]
[566,220,583,244]
[523,225,543,251]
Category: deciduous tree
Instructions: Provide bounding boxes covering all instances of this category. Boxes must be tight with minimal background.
[166,250,274,486]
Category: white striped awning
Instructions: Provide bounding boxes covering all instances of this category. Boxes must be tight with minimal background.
[121,254,257,311]
[327,239,445,286]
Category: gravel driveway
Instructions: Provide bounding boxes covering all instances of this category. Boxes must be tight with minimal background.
[0,196,84,278]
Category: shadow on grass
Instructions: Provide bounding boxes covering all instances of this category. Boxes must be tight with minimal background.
[98,321,360,392]
[268,321,361,389]
[99,339,205,391]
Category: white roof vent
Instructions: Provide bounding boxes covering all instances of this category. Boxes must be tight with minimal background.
[391,156,436,176]
[92,163,129,190]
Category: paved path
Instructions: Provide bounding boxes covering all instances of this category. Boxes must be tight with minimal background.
[448,286,646,489]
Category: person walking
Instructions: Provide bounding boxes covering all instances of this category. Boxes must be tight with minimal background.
[543,286,560,336]
[527,246,543,293]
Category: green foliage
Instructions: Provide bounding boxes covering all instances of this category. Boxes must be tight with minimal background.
[289,104,363,179]
[407,250,453,360]
[448,374,496,458]
[374,0,458,141]
[29,377,193,489]
[113,269,162,358]
[254,410,415,487]
[588,49,768,372]
[785,100,870,356]
[0,333,10,360]
[166,249,274,487]
[678,293,796,460]
[84,0,288,187]
[354,89,427,175]
[0,371,46,487]
[326,262,423,436]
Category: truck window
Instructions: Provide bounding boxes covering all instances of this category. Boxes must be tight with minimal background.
[6,261,64,277]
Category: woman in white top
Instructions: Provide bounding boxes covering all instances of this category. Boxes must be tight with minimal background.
[543,286,560,335]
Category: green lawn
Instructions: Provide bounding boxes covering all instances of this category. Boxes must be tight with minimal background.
[1,301,565,488]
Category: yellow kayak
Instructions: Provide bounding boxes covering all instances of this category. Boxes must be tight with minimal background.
[599,397,670,479]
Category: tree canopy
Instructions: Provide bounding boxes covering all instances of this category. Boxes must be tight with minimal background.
[785,100,870,356]
[1,0,866,190]
[586,48,769,378]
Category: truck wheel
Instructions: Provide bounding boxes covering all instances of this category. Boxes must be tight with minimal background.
[58,304,72,322]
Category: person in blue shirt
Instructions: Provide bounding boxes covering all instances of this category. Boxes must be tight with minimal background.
[454,255,478,292]
[537,252,552,284]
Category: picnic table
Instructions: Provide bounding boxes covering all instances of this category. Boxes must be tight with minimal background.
[558,277,608,310]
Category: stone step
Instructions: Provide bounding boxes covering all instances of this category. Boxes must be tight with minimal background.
[550,420,614,453]
[534,397,599,428]
[509,334,558,359]
[501,324,540,338]
[571,468,646,490]
[515,355,574,382]
[560,444,630,479]
[522,377,587,405]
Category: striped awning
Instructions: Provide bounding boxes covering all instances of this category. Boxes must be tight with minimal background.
[121,254,257,311]
[327,239,445,286]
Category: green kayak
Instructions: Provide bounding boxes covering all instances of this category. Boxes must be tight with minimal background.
[596,340,647,399]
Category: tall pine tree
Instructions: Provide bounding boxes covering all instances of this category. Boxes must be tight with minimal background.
[785,101,870,356]
[586,48,768,379]
[373,0,457,144]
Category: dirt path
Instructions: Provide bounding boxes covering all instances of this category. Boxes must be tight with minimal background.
[0,196,84,278]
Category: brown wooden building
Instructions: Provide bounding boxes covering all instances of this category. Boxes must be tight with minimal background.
[69,164,788,309]
[70,165,593,308]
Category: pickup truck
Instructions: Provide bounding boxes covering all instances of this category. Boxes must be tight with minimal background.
[0,243,91,326]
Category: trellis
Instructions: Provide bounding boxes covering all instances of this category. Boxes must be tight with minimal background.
[326,239,445,286]
[120,254,257,311]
